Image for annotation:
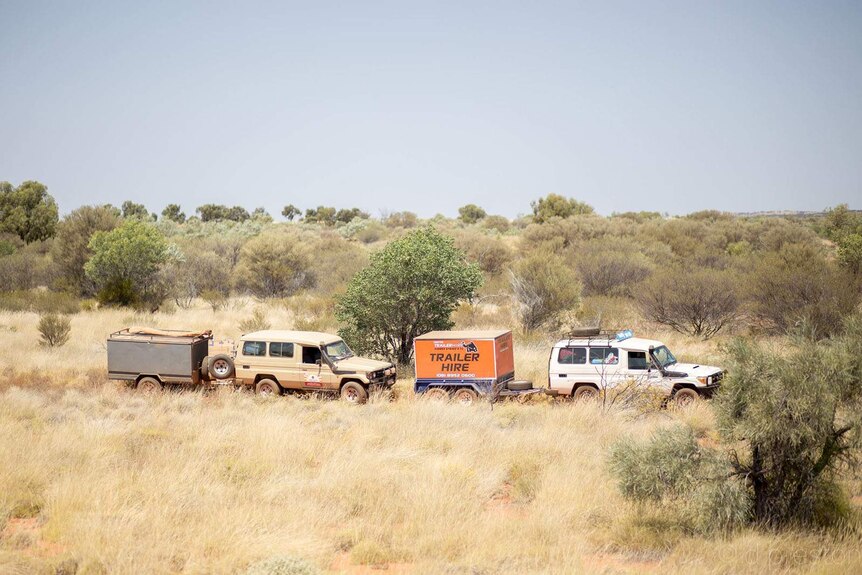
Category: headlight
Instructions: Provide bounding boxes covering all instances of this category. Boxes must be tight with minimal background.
[697,376,709,385]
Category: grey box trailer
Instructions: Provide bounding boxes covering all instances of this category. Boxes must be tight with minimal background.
[107,327,213,388]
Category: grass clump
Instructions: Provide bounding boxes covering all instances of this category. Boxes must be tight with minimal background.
[38,312,71,347]
[244,557,319,575]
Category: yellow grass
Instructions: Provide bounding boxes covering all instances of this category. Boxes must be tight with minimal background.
[1,304,860,574]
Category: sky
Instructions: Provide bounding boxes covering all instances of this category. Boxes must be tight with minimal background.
[1,1,860,218]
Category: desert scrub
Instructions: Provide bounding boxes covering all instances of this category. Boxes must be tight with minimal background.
[38,312,71,347]
[244,556,319,575]
[238,307,271,332]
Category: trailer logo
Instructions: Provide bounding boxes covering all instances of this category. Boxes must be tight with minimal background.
[433,340,478,352]
[462,341,478,353]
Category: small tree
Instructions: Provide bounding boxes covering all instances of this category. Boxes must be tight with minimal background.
[335,208,369,223]
[234,231,314,297]
[84,220,172,308]
[52,204,121,296]
[304,206,337,225]
[458,204,487,224]
[509,252,581,331]
[161,204,186,223]
[121,200,151,220]
[336,227,483,364]
[0,180,59,243]
[281,204,301,221]
[837,233,862,277]
[530,194,594,224]
[38,313,71,347]
[637,268,739,339]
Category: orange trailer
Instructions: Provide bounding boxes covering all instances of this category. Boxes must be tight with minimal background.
[413,330,536,403]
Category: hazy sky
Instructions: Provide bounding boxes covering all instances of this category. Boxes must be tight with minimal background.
[1,1,860,218]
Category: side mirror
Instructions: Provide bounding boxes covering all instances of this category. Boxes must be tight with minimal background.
[315,359,321,366]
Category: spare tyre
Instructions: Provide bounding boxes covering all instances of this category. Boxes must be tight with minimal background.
[507,380,532,391]
[208,354,235,380]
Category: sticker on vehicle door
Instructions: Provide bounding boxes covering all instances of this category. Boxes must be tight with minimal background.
[305,374,322,387]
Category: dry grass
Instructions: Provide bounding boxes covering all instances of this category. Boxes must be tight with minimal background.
[0,304,860,574]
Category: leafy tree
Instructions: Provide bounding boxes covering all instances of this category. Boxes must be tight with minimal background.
[52,205,121,295]
[281,204,301,221]
[304,206,337,225]
[335,207,369,223]
[530,193,594,223]
[458,204,487,224]
[251,207,273,223]
[384,211,418,228]
[121,200,151,220]
[234,230,314,297]
[197,204,250,222]
[0,180,59,243]
[509,252,581,330]
[161,203,186,223]
[336,227,483,364]
[637,268,739,339]
[84,219,173,308]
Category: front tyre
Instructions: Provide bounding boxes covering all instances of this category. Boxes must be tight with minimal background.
[255,378,281,396]
[673,388,699,407]
[341,381,368,404]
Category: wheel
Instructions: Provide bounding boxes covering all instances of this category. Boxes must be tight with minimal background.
[341,381,368,404]
[573,385,599,401]
[208,354,235,380]
[137,376,163,394]
[200,356,211,379]
[453,388,478,405]
[673,388,699,407]
[507,380,532,391]
[423,387,450,402]
[255,378,281,396]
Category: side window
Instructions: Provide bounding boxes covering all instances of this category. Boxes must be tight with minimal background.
[558,347,586,364]
[589,347,619,365]
[242,341,267,357]
[628,351,648,370]
[301,346,321,364]
[270,342,294,358]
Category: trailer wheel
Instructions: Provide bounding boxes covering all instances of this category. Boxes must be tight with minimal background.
[673,388,699,407]
[209,354,235,380]
[255,378,281,396]
[137,377,163,394]
[573,385,599,402]
[507,380,532,391]
[341,381,368,405]
[423,388,450,402]
[453,388,478,405]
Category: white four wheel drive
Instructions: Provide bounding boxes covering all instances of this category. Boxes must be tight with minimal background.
[546,329,725,405]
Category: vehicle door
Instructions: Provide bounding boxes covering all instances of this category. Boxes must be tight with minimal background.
[552,346,588,394]
[589,346,623,391]
[623,350,660,391]
[237,340,270,385]
[298,345,336,391]
[269,341,301,390]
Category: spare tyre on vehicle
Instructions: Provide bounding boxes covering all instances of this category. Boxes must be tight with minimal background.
[208,354,235,380]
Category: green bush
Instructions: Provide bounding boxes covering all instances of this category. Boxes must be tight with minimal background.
[38,313,71,347]
[0,290,80,314]
[530,193,594,223]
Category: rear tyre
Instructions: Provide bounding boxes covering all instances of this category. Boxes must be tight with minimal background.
[507,380,532,391]
[453,388,479,405]
[137,377,163,394]
[673,388,699,407]
[341,381,368,404]
[255,378,281,396]
[573,385,599,402]
[423,388,450,402]
[209,354,235,380]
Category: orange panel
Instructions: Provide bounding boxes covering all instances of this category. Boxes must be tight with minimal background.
[414,337,499,379]
[495,332,515,378]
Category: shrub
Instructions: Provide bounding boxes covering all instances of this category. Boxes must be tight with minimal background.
[637,268,740,339]
[161,204,186,223]
[239,308,272,333]
[530,193,594,223]
[746,243,858,337]
[336,226,482,364]
[482,215,511,233]
[384,211,418,228]
[38,313,71,347]
[577,248,652,296]
[0,180,59,243]
[454,231,513,275]
[0,290,80,314]
[509,252,581,330]
[0,250,53,291]
[200,289,228,311]
[234,230,314,298]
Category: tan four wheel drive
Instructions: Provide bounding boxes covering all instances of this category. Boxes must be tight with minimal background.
[234,330,396,403]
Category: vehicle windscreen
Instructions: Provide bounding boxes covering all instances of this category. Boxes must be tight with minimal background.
[652,345,677,368]
[324,340,354,360]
